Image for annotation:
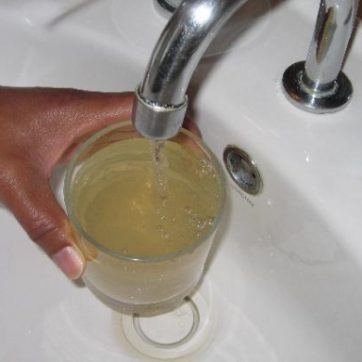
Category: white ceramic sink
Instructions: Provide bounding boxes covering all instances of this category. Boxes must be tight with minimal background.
[1,0,362,361]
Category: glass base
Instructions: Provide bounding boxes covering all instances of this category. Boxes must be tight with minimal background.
[83,277,198,316]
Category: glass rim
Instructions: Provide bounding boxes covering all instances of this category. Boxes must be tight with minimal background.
[64,121,225,263]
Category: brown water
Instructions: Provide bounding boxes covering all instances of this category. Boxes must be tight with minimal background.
[71,137,222,258]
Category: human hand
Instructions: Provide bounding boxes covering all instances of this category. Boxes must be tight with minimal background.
[0,87,134,279]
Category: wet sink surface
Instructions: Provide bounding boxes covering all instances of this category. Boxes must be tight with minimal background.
[1,0,362,361]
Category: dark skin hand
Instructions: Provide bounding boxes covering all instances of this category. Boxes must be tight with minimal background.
[0,87,134,279]
[0,86,198,279]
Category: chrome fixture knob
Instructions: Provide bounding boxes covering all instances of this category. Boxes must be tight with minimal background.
[282,0,358,113]
[282,61,353,113]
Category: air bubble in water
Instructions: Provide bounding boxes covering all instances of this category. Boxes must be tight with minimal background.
[207,217,215,226]
[197,219,208,231]
[184,206,192,215]
[198,159,214,176]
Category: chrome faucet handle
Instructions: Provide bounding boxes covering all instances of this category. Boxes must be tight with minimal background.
[282,0,359,113]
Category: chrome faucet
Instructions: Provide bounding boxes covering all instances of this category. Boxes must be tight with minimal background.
[283,0,359,113]
[133,0,249,140]
[133,0,359,141]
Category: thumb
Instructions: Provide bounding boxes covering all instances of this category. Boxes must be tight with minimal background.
[1,164,85,279]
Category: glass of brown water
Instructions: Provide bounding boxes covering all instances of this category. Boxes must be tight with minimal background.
[64,121,225,315]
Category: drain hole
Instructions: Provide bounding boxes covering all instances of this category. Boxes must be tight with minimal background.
[223,146,262,195]
[121,289,212,360]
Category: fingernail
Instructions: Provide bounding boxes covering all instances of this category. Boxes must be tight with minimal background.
[52,246,84,280]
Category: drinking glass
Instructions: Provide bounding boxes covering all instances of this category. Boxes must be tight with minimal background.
[64,121,225,315]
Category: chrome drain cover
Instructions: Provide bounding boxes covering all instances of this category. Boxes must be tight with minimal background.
[223,146,262,195]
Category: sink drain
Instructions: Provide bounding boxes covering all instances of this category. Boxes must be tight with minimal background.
[121,284,214,360]
[223,146,262,195]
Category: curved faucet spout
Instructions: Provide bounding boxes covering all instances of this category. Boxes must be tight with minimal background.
[132,0,248,140]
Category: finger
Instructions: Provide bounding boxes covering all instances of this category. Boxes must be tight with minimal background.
[42,90,135,171]
[0,163,84,279]
[183,115,201,137]
[57,90,135,142]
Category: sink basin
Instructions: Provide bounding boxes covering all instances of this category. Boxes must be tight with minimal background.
[1,0,362,361]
